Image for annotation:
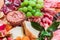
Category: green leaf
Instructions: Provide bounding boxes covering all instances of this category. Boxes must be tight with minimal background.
[47,21,60,32]
[47,32,53,40]
[40,31,52,37]
[36,37,44,40]
[37,31,53,40]
[31,22,44,31]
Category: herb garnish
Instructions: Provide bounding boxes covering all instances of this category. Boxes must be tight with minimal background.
[31,21,60,40]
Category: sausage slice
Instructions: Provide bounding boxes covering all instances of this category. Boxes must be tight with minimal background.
[6,11,25,26]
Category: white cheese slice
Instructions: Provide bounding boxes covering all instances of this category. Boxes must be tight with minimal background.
[23,21,40,38]
[9,26,24,39]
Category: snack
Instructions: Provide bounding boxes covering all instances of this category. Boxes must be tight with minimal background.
[6,11,25,26]
[9,26,24,39]
[23,21,40,40]
[0,0,60,40]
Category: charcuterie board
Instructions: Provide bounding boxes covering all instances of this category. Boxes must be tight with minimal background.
[0,0,60,40]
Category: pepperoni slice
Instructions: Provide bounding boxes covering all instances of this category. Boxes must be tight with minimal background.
[6,11,25,26]
[0,0,4,9]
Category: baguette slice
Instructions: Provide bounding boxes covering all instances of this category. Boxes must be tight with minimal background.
[23,21,40,40]
[9,26,24,39]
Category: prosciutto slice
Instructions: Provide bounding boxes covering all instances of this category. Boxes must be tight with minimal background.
[44,0,60,8]
[51,30,60,40]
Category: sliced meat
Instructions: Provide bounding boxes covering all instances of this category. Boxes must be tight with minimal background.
[55,9,60,12]
[44,0,58,15]
[6,11,25,26]
[1,0,21,14]
[51,30,60,40]
[42,1,57,16]
[44,0,60,8]
[44,0,57,8]
[42,8,57,16]
[0,0,4,9]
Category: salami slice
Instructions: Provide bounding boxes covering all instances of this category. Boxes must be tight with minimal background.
[6,11,25,26]
[51,30,60,40]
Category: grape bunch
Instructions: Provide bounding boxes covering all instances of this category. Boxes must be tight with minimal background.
[18,0,44,17]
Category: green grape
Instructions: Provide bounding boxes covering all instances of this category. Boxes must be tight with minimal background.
[18,8,23,11]
[34,7,36,10]
[34,12,43,17]
[26,12,32,17]
[29,0,32,1]
[29,1,36,7]
[23,7,28,12]
[34,12,40,17]
[40,3,44,8]
[31,9,36,15]
[39,12,43,16]
[37,0,44,4]
[33,0,36,2]
[29,0,36,2]
[23,1,29,5]
[36,4,41,9]
[28,6,32,11]
[21,3,24,7]
[36,9,41,12]
[36,4,43,9]
[24,0,28,1]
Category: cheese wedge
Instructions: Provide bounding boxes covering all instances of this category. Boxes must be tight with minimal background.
[9,26,24,39]
[23,21,40,40]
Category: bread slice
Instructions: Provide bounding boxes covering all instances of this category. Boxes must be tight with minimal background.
[9,26,24,39]
[23,21,40,40]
